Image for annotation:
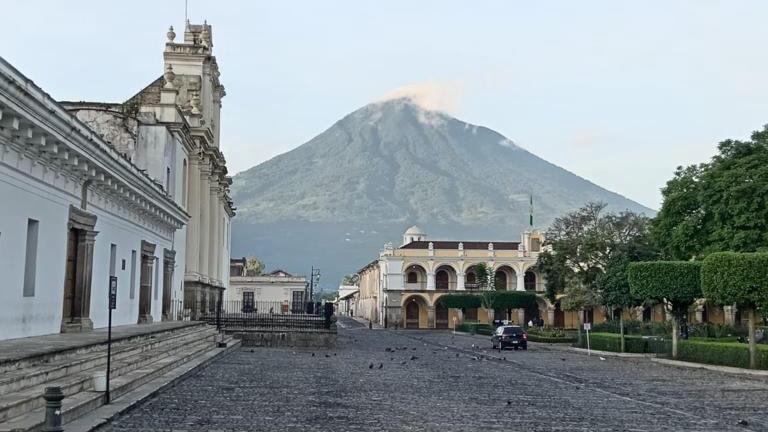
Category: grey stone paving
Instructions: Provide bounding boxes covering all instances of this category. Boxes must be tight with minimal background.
[100,318,768,431]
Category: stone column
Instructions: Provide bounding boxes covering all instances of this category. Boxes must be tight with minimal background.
[198,164,210,280]
[61,205,98,333]
[426,272,435,291]
[208,181,218,285]
[516,271,525,292]
[695,305,704,324]
[547,307,555,328]
[138,241,156,324]
[517,309,526,326]
[457,272,465,291]
[427,306,435,328]
[162,249,176,321]
[185,158,201,274]
[724,305,737,326]
[455,308,464,326]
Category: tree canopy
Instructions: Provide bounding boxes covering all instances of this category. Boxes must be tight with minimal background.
[341,273,360,286]
[652,126,768,259]
[538,202,653,302]
[701,252,768,310]
[245,257,264,276]
[627,261,702,315]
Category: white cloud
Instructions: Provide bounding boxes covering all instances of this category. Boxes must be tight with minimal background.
[378,81,464,114]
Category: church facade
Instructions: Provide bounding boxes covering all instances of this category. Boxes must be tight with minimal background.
[0,21,233,341]
[63,22,235,317]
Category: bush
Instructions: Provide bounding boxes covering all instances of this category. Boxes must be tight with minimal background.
[575,332,669,354]
[687,322,743,338]
[456,323,493,335]
[437,294,482,309]
[628,261,702,308]
[526,327,577,343]
[591,320,672,336]
[676,340,768,369]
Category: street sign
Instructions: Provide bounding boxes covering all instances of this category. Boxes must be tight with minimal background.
[109,276,118,310]
[583,323,591,331]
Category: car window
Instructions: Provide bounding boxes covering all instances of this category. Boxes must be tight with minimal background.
[503,327,521,335]
[495,327,505,335]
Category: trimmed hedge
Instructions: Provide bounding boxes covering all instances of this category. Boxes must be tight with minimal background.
[702,252,768,309]
[676,340,768,369]
[628,261,702,307]
[437,294,482,309]
[591,320,672,336]
[493,291,538,310]
[527,334,576,343]
[576,332,670,354]
[456,323,493,335]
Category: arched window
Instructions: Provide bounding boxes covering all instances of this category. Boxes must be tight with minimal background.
[407,272,418,283]
[524,271,536,291]
[182,159,188,207]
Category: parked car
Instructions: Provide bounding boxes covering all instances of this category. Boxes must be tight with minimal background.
[491,325,527,350]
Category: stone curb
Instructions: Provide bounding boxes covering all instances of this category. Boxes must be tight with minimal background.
[651,358,768,377]
[65,338,241,431]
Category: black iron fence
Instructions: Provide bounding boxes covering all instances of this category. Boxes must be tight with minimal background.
[192,300,335,331]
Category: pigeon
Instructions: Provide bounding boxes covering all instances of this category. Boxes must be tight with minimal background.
[385,348,392,352]
[325,354,330,358]
[378,363,383,369]
[599,357,606,361]
[312,353,315,357]
[456,353,460,357]
[410,355,418,361]
[561,358,566,361]
[506,400,512,405]
[390,357,394,361]
[369,363,374,369]
[400,361,407,365]
[250,349,254,353]
[737,419,749,426]
[334,353,337,356]
[412,347,417,351]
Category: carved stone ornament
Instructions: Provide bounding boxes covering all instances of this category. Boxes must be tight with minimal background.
[167,25,175,42]
[163,64,176,89]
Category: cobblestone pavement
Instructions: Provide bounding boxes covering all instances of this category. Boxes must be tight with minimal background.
[101,318,768,431]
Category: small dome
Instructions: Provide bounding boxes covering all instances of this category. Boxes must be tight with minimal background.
[405,225,425,235]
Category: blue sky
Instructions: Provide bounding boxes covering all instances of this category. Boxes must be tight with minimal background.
[3,1,767,209]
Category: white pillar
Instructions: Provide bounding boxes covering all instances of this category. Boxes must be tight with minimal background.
[198,165,210,277]
[208,182,218,284]
[426,272,435,291]
[185,158,201,274]
[457,273,465,291]
[516,271,525,292]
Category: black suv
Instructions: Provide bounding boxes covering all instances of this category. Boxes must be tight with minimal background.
[491,325,528,350]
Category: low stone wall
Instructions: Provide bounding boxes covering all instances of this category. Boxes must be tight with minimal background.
[233,329,337,348]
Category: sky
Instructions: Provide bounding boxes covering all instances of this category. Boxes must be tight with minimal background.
[3,1,768,210]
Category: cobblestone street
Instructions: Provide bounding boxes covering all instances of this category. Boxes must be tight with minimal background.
[101,318,768,431]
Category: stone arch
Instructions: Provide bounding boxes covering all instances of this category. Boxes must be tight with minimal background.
[403,263,427,288]
[434,264,457,290]
[402,294,429,329]
[493,265,517,291]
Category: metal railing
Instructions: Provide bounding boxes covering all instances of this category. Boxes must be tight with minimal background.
[192,300,335,331]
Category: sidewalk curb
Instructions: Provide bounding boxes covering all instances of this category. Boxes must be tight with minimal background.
[651,358,768,377]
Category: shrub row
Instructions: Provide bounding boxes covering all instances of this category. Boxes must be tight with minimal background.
[456,323,494,335]
[676,341,768,369]
[576,332,670,354]
[527,334,576,343]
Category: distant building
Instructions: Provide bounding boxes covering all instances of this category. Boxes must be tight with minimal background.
[229,264,308,313]
[358,226,552,329]
[335,285,359,316]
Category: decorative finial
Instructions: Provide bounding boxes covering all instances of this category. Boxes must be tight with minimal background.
[163,64,176,89]
[200,23,210,48]
[166,26,175,42]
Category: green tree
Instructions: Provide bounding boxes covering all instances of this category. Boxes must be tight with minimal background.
[561,283,600,345]
[341,273,359,286]
[702,253,768,369]
[652,126,768,259]
[245,257,264,276]
[597,257,637,352]
[628,261,702,359]
[538,250,567,303]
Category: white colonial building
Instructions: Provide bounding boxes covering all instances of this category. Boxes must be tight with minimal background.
[357,226,554,329]
[63,22,235,316]
[0,21,235,341]
[229,265,308,313]
[0,57,188,340]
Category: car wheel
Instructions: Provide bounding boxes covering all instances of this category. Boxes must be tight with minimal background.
[492,344,497,349]
[514,346,519,351]
[522,345,528,350]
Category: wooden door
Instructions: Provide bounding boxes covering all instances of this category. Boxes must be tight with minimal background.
[405,302,420,328]
[435,304,448,328]
[62,229,78,321]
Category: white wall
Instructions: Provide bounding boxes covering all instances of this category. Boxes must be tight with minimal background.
[0,153,183,340]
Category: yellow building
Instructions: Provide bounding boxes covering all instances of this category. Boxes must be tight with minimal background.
[357,226,559,329]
